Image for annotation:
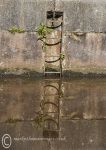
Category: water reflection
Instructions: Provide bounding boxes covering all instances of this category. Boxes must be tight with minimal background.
[0,78,106,123]
[35,79,63,138]
[0,78,106,150]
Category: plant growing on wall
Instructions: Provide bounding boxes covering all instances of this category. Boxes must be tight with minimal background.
[8,26,25,33]
[36,23,65,60]
[60,53,65,60]
[33,113,50,128]
[36,23,52,39]
[36,23,52,51]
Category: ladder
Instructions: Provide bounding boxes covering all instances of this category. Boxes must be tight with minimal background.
[44,11,63,77]
[41,79,62,138]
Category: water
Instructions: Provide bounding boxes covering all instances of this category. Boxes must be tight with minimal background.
[0,78,106,150]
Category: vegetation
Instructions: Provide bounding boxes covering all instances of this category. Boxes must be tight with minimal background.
[60,53,65,60]
[34,114,44,128]
[8,26,25,33]
[36,23,52,51]
[36,23,52,39]
[33,113,49,128]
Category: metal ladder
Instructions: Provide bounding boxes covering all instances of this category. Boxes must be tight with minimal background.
[41,79,62,138]
[44,11,63,77]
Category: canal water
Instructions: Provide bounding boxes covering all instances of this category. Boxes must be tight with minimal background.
[0,78,106,150]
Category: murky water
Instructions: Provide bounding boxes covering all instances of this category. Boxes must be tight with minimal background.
[0,78,106,150]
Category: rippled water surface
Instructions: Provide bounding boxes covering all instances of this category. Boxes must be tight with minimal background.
[0,78,106,150]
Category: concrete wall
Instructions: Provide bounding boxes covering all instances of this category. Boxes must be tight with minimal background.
[0,79,106,149]
[0,0,106,76]
[57,0,106,75]
[0,0,53,75]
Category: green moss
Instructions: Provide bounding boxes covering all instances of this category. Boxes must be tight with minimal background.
[8,26,25,33]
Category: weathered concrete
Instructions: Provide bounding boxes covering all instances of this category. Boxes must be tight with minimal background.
[0,79,106,150]
[0,0,106,75]
[0,0,54,30]
[56,0,106,32]
[0,31,43,73]
[62,33,106,75]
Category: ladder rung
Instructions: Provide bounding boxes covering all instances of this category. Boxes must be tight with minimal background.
[45,72,61,73]
[48,20,63,23]
[45,56,60,58]
[46,38,62,40]
[42,112,59,114]
[44,94,60,96]
[43,129,60,132]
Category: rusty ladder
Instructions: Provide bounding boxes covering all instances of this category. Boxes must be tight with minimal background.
[44,11,63,77]
[41,79,62,138]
